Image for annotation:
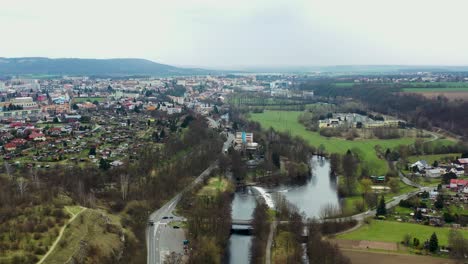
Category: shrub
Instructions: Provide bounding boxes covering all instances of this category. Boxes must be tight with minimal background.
[34,247,46,255]
[33,233,42,240]
[59,239,67,248]
[52,209,65,218]
[36,224,48,233]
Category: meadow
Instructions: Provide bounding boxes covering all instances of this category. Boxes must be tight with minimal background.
[337,220,468,246]
[43,209,124,264]
[72,97,106,103]
[197,177,232,197]
[249,110,418,175]
[402,87,468,93]
[407,153,461,164]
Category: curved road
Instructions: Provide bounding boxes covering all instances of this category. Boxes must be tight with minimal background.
[146,131,234,264]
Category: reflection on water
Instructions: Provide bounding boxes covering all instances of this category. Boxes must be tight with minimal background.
[228,189,256,264]
[227,234,252,264]
[227,156,339,263]
[268,156,340,218]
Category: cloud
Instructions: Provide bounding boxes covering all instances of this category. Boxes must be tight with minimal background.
[1,0,468,67]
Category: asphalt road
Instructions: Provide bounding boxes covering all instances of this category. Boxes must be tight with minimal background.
[147,164,217,264]
[345,185,434,222]
[147,129,234,264]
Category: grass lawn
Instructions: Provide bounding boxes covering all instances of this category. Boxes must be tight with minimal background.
[341,181,416,216]
[197,177,232,197]
[408,153,460,164]
[417,177,441,187]
[250,111,456,175]
[383,182,417,202]
[73,97,106,103]
[337,220,468,246]
[393,206,414,215]
[342,195,366,215]
[249,111,418,175]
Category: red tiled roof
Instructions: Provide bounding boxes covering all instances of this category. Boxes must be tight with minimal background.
[450,179,468,185]
[29,132,45,139]
[4,143,17,149]
[11,138,27,145]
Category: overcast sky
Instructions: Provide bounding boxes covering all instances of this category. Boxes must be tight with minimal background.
[2,0,468,68]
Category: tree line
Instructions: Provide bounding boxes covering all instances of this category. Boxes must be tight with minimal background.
[309,84,468,139]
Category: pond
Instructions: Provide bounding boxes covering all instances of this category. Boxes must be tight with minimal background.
[227,156,340,263]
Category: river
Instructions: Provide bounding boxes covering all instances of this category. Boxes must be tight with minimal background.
[227,156,340,263]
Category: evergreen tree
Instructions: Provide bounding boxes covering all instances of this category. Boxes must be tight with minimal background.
[99,158,110,170]
[376,195,386,216]
[88,147,96,156]
[429,232,438,252]
[434,194,444,209]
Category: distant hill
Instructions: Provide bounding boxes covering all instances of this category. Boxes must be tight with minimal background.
[242,65,468,74]
[0,57,217,76]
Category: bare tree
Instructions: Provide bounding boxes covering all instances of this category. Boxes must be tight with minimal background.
[120,174,130,201]
[16,177,28,197]
[77,180,86,204]
[319,203,341,220]
[164,252,182,264]
[4,161,12,179]
[29,167,40,189]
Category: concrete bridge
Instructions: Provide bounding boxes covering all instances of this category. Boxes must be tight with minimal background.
[232,219,253,225]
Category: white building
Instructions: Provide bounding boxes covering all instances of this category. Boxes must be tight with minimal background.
[167,107,182,115]
[426,168,445,178]
[235,132,253,144]
[10,97,38,109]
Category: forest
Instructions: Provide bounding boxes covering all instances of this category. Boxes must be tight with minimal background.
[307,83,468,139]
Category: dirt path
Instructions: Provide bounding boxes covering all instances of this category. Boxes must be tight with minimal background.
[37,206,87,264]
[330,220,363,237]
[265,220,277,264]
[341,249,455,264]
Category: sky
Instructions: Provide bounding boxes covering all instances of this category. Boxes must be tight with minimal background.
[1,0,468,69]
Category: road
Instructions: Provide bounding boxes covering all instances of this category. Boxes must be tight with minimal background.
[265,220,277,264]
[344,185,434,222]
[147,123,233,264]
[223,132,235,153]
[206,116,219,129]
[147,164,217,264]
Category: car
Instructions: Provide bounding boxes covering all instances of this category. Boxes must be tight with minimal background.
[173,226,180,229]
[148,221,154,226]
[169,216,173,219]
[162,216,169,219]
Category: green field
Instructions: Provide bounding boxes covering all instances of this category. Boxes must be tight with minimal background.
[197,177,232,197]
[338,220,468,246]
[403,87,468,92]
[73,97,106,103]
[408,153,460,164]
[341,182,416,216]
[400,82,468,88]
[249,111,418,175]
[249,111,456,175]
[333,82,356,87]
